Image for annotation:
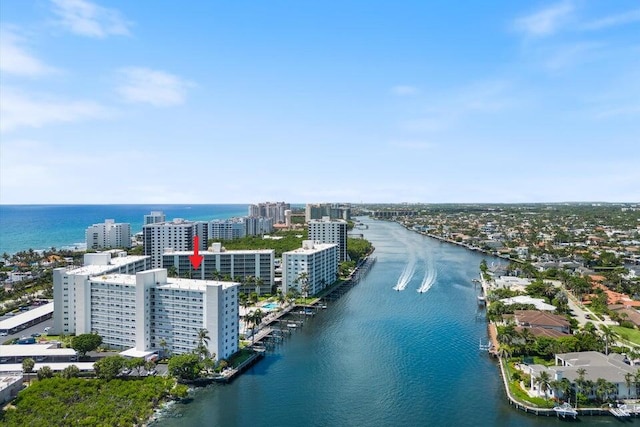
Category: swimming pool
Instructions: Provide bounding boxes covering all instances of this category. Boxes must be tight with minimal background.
[262,302,279,310]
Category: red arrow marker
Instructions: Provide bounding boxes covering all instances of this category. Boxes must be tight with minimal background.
[189,235,204,270]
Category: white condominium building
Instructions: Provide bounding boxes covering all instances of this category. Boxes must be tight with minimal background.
[144,211,166,225]
[282,240,338,296]
[80,269,239,360]
[162,243,275,295]
[208,219,247,240]
[52,251,150,335]
[85,219,131,250]
[143,219,208,268]
[308,217,349,262]
[245,216,274,235]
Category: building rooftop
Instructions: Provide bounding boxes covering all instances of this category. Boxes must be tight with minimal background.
[500,295,556,311]
[0,302,54,331]
[0,343,76,357]
[0,362,95,373]
[66,255,149,276]
[163,248,274,255]
[284,241,338,255]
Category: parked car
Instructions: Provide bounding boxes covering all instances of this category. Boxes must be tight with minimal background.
[585,313,591,319]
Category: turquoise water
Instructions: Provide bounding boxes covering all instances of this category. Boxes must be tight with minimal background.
[154,217,620,427]
[261,302,279,310]
[0,204,249,254]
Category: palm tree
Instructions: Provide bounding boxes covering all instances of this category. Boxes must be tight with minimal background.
[196,328,211,360]
[22,358,35,384]
[159,338,169,359]
[250,309,265,345]
[576,368,587,393]
[254,277,264,297]
[600,326,617,355]
[595,378,608,402]
[537,371,552,400]
[277,291,286,307]
[625,372,635,398]
[295,272,310,303]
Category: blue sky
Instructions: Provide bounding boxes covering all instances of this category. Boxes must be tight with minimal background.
[1,1,638,204]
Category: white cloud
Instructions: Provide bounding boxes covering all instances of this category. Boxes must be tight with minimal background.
[391,85,418,96]
[0,29,57,76]
[51,0,131,38]
[514,1,574,37]
[582,8,640,31]
[0,88,108,132]
[117,67,194,107]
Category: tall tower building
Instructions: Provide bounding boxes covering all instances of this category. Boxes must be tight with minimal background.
[144,211,166,225]
[308,217,348,262]
[143,219,208,268]
[85,219,131,249]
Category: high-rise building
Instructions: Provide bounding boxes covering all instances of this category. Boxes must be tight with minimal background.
[55,267,239,360]
[144,211,166,225]
[52,251,150,335]
[85,219,131,250]
[305,203,351,222]
[308,217,349,262]
[143,219,208,269]
[248,202,290,224]
[245,216,274,235]
[282,240,338,296]
[163,243,275,295]
[208,219,247,240]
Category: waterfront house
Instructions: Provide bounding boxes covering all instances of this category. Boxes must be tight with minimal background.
[512,310,570,334]
[524,351,637,400]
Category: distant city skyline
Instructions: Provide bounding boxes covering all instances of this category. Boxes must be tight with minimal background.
[1,1,638,204]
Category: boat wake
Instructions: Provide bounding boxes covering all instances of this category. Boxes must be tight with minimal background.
[393,259,416,291]
[417,260,437,294]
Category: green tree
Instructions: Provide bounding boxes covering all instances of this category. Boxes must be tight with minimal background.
[71,333,103,357]
[126,357,146,376]
[168,353,203,383]
[61,364,80,379]
[195,328,211,360]
[94,355,126,380]
[295,272,310,302]
[22,358,35,383]
[37,365,54,380]
[537,371,552,400]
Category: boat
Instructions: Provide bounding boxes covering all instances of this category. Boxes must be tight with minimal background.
[553,402,578,419]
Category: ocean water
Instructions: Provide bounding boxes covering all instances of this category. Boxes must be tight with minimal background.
[0,204,248,255]
[154,217,620,427]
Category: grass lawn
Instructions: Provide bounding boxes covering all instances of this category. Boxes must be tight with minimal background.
[612,325,640,346]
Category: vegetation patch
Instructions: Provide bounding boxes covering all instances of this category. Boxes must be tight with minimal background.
[0,376,180,427]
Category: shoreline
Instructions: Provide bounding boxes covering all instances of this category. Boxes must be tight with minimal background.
[389,217,635,420]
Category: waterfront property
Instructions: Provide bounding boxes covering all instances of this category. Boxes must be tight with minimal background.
[524,351,638,400]
[162,243,275,295]
[54,260,239,360]
[282,240,338,296]
[307,217,348,262]
[52,251,150,335]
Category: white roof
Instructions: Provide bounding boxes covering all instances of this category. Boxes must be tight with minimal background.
[0,362,95,373]
[119,348,156,358]
[0,302,54,330]
[66,255,149,276]
[0,344,76,357]
[500,295,556,311]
